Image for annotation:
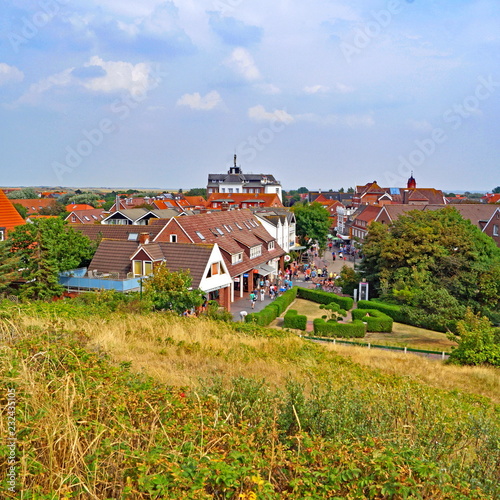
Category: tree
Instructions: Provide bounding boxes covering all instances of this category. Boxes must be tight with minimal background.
[185,188,207,198]
[492,186,500,194]
[291,202,331,250]
[296,187,308,194]
[9,219,95,300]
[359,207,500,317]
[347,187,355,193]
[144,263,204,314]
[13,203,27,219]
[447,309,500,366]
[68,193,100,207]
[336,265,362,297]
[7,188,38,199]
[0,240,21,294]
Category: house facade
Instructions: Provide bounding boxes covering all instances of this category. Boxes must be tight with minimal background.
[207,155,283,201]
[251,208,297,253]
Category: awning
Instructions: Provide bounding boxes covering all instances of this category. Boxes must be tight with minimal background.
[338,234,351,240]
[290,245,307,251]
[254,264,275,276]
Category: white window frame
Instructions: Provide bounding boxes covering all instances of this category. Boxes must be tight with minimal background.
[170,234,177,242]
[250,245,262,259]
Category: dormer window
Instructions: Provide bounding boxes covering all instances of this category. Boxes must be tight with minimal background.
[250,245,262,259]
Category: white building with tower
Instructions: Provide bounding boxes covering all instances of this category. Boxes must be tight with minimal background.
[207,155,283,202]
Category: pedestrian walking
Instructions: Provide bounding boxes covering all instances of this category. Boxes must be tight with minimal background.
[260,289,265,301]
[250,291,256,309]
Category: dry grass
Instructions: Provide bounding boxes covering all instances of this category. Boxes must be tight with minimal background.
[14,310,500,405]
[324,342,500,405]
[16,313,306,391]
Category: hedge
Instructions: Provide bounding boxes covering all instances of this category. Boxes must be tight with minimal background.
[352,309,393,333]
[283,309,307,331]
[357,300,405,323]
[245,288,298,326]
[313,318,366,338]
[297,287,353,311]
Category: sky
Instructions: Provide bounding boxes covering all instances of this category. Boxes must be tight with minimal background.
[0,0,499,192]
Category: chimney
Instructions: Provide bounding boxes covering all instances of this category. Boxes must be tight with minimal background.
[139,233,150,245]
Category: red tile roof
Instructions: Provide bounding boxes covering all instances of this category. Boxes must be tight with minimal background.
[9,198,56,214]
[65,204,95,212]
[154,209,285,277]
[207,192,283,208]
[0,190,26,236]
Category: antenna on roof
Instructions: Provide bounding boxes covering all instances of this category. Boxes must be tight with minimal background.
[234,153,237,168]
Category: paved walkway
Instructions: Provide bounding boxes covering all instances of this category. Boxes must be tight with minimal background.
[231,250,355,322]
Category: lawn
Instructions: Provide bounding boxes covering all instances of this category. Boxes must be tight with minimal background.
[270,298,457,352]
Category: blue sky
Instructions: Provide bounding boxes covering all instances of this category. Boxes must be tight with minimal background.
[0,0,498,192]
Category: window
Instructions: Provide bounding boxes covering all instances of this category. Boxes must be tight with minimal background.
[84,216,91,221]
[0,230,4,241]
[268,241,275,250]
[215,227,224,235]
[170,234,177,242]
[128,233,138,241]
[195,231,205,240]
[221,188,225,193]
[228,188,233,193]
[236,188,239,193]
[223,224,232,232]
[144,261,153,276]
[92,215,98,220]
[71,215,76,222]
[235,222,243,230]
[232,252,243,264]
[211,262,219,275]
[133,261,142,275]
[250,245,262,259]
[494,224,499,236]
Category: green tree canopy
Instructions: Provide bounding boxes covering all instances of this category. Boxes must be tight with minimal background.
[144,263,204,314]
[13,203,27,219]
[7,188,38,199]
[68,193,101,207]
[492,186,500,194]
[0,240,21,294]
[9,219,95,300]
[359,207,500,318]
[184,188,207,198]
[296,187,308,194]
[291,202,331,250]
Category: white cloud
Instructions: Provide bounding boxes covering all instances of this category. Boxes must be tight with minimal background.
[14,68,74,105]
[248,105,294,124]
[225,47,261,81]
[255,83,281,94]
[0,63,24,85]
[334,82,354,93]
[177,90,222,110]
[304,84,330,94]
[82,56,153,95]
[296,113,374,128]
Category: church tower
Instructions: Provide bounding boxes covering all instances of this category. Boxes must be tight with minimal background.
[228,154,242,175]
[407,172,416,189]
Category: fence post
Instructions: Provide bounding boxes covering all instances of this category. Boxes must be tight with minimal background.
[442,352,445,360]
[404,347,407,354]
[368,343,371,349]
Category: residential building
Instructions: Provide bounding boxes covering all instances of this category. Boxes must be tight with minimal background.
[65,209,108,224]
[0,189,25,240]
[152,209,286,304]
[8,198,57,215]
[101,208,181,225]
[251,207,298,253]
[207,154,283,201]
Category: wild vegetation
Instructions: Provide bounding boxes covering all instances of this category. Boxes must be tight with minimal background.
[1,297,499,499]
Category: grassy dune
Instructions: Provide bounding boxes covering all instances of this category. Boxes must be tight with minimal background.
[1,300,499,499]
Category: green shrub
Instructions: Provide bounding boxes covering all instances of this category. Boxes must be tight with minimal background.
[245,289,297,326]
[352,308,393,333]
[313,318,366,338]
[357,300,405,323]
[297,287,353,310]
[283,309,307,331]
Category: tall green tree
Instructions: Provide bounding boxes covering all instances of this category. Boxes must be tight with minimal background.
[144,263,204,314]
[492,186,500,194]
[359,207,500,317]
[0,240,21,294]
[68,193,100,207]
[291,202,331,250]
[9,219,95,300]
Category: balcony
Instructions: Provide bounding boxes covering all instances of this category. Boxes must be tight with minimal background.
[59,268,142,293]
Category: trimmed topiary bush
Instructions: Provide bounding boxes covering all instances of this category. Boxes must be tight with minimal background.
[245,288,297,326]
[352,308,393,333]
[283,309,307,331]
[297,287,353,310]
[313,318,366,338]
[357,300,405,323]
